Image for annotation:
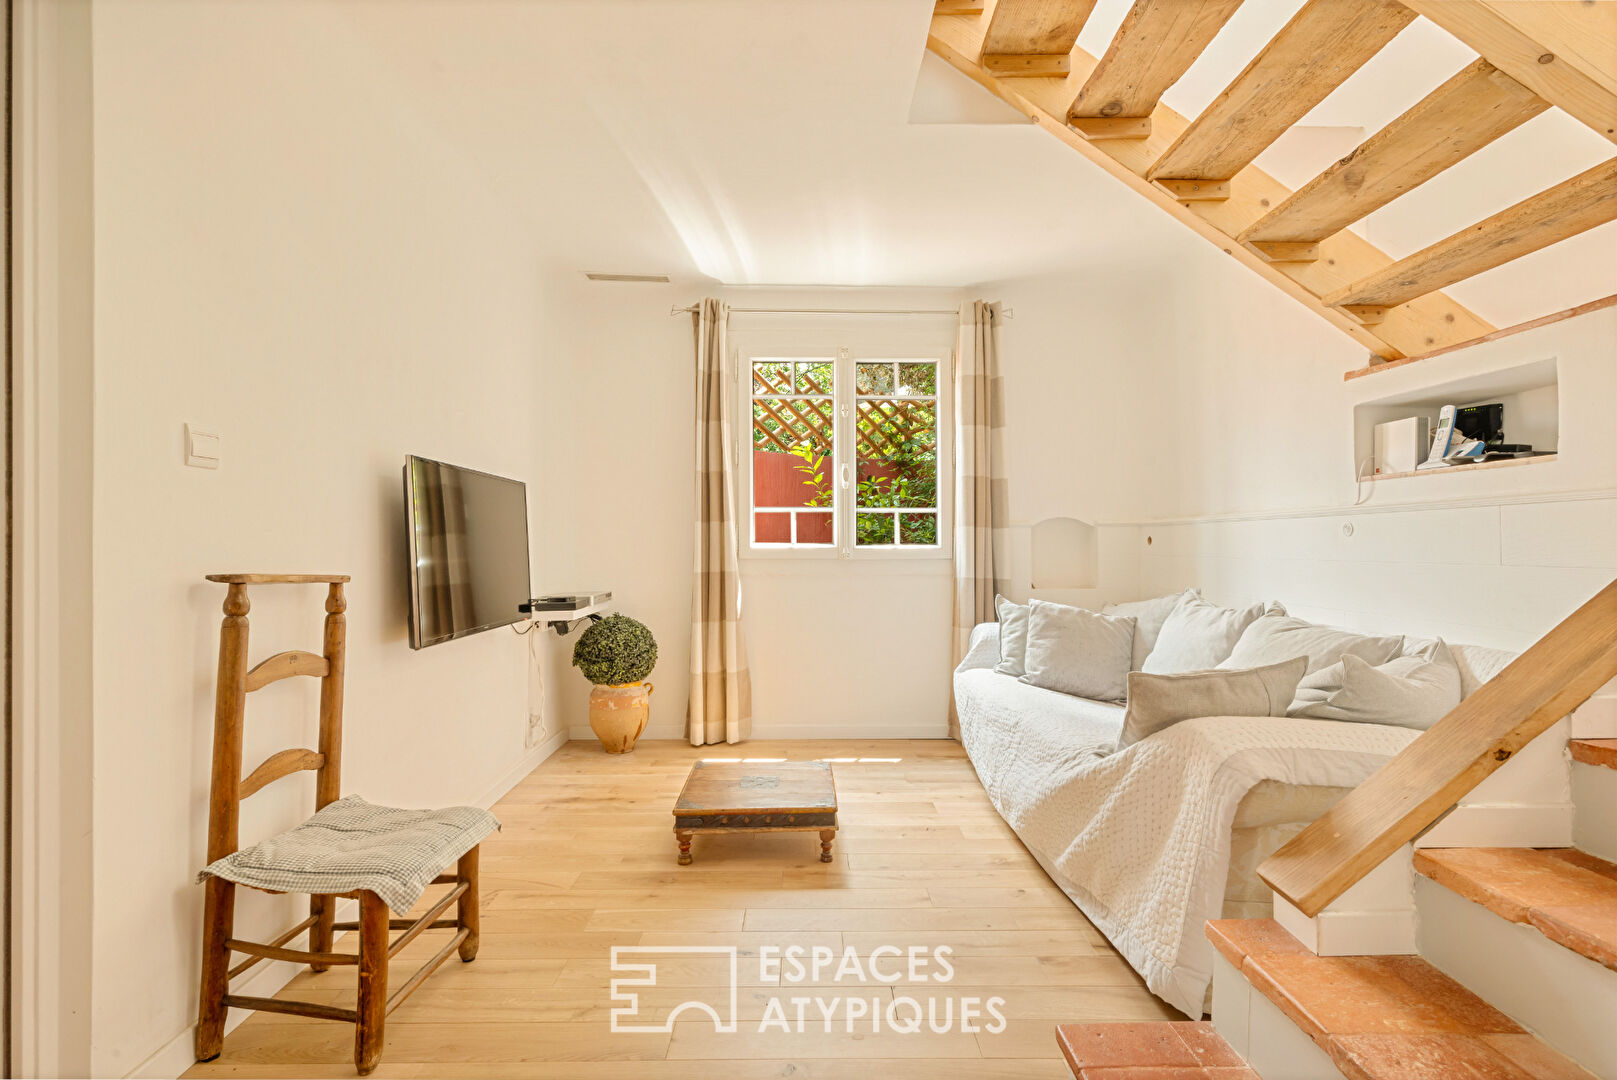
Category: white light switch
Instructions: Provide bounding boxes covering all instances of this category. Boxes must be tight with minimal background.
[185,424,221,469]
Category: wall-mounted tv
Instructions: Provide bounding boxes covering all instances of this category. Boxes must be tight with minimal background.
[404,455,532,649]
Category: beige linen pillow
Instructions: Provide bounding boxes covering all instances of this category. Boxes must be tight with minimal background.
[994,595,1030,677]
[1102,589,1199,670]
[1140,595,1283,675]
[1218,614,1403,676]
[1290,640,1462,731]
[1117,657,1307,751]
[1020,599,1136,702]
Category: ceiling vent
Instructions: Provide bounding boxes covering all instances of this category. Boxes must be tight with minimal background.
[583,272,671,283]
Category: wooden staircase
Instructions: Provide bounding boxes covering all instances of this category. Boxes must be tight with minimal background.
[923,0,1617,371]
[1054,577,1617,1077]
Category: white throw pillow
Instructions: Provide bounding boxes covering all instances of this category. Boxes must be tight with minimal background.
[1103,588,1199,670]
[1020,599,1136,702]
[1140,595,1283,675]
[1117,657,1307,751]
[994,595,1030,677]
[1290,640,1462,731]
[1218,614,1403,676]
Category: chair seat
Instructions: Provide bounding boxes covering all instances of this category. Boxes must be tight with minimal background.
[199,794,499,912]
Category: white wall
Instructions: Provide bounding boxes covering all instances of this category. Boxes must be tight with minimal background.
[89,2,562,1075]
[987,233,1617,653]
[536,281,966,742]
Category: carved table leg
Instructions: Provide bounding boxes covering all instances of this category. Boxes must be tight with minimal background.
[676,831,693,865]
[819,829,835,863]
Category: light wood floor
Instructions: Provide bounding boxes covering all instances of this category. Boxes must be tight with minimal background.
[185,739,1179,1079]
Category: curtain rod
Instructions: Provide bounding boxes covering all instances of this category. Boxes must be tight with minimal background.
[668,304,1012,319]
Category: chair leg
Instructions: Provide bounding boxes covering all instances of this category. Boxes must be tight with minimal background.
[195,877,235,1061]
[308,893,336,972]
[457,846,480,962]
[354,891,389,1076]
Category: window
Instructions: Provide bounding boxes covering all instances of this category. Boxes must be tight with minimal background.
[742,345,950,558]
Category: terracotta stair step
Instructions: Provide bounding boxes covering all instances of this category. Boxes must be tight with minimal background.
[1054,1020,1258,1079]
[1205,918,1595,1080]
[1571,738,1617,770]
[1414,847,1617,972]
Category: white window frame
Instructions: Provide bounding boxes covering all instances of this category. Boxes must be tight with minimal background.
[735,331,953,562]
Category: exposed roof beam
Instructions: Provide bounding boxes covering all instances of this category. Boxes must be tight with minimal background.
[925,11,1493,361]
[1149,0,1418,183]
[979,0,1098,76]
[1242,59,1548,249]
[1402,0,1617,145]
[1327,156,1617,314]
[1066,0,1245,140]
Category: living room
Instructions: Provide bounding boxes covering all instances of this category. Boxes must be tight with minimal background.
[12,1,1617,1078]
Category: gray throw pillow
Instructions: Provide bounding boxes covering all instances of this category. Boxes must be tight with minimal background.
[1103,589,1199,670]
[1218,614,1403,676]
[1140,595,1283,675]
[1117,657,1307,752]
[1020,599,1136,702]
[994,595,1030,677]
[1289,640,1462,731]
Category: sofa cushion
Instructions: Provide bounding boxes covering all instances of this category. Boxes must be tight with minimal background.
[1118,658,1307,751]
[1021,599,1136,702]
[1290,639,1462,730]
[1103,589,1199,670]
[1141,595,1280,675]
[1219,614,1403,677]
[994,595,1030,677]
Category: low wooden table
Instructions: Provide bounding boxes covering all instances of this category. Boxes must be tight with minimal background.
[672,760,838,865]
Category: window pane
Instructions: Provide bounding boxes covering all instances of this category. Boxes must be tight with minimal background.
[753,361,792,395]
[754,512,792,543]
[796,511,834,545]
[797,361,834,394]
[897,363,936,396]
[855,399,937,510]
[899,512,938,545]
[856,363,894,395]
[856,512,894,546]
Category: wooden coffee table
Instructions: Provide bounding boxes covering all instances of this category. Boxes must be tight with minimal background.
[672,760,838,865]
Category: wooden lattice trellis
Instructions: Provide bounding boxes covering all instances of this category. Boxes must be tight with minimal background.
[751,367,937,460]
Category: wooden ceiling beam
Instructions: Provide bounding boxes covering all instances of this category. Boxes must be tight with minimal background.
[979,0,1098,77]
[1065,0,1245,141]
[925,12,1493,361]
[1148,0,1418,184]
[1242,59,1548,250]
[1327,156,1617,314]
[1401,0,1617,145]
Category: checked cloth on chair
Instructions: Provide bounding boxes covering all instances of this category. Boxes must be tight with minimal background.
[199,794,499,912]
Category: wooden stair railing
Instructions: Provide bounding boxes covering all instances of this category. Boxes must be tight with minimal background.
[1258,578,1617,917]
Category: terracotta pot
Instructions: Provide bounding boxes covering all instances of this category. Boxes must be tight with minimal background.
[588,681,653,754]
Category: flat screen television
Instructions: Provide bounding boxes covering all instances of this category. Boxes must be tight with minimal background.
[403,455,532,649]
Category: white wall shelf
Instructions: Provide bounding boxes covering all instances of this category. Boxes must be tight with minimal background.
[1353,357,1559,481]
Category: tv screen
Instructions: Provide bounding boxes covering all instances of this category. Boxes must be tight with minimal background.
[404,455,532,649]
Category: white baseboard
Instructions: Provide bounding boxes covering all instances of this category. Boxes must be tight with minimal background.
[127,729,569,1079]
[1415,803,1575,848]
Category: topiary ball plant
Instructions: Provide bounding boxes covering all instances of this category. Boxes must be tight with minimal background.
[572,614,658,686]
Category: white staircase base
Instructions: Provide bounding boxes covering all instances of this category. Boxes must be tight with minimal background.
[1572,760,1617,863]
[1211,952,1343,1080]
[1272,846,1417,956]
[1415,875,1617,1078]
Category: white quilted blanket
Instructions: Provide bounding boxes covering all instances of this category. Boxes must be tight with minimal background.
[954,627,1420,1017]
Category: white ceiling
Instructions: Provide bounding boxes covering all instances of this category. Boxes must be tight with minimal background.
[333,0,1616,322]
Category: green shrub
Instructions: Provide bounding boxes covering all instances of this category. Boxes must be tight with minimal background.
[572,614,658,685]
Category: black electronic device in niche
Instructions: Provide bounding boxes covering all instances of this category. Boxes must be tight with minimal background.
[1455,401,1540,461]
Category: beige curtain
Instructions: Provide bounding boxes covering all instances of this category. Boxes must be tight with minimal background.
[950,300,1009,739]
[687,298,753,745]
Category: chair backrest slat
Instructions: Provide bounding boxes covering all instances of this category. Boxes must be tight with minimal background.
[245,650,330,692]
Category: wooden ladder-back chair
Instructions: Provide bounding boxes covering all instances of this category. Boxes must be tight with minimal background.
[195,574,490,1075]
